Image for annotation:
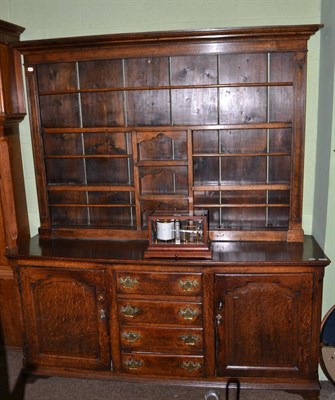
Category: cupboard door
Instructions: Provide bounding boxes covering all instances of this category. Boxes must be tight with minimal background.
[19,267,110,370]
[215,273,314,378]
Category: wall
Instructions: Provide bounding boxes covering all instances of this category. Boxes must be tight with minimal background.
[314,0,335,316]
[0,0,323,236]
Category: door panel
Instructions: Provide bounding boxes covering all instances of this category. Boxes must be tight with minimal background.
[215,273,314,378]
[20,267,110,370]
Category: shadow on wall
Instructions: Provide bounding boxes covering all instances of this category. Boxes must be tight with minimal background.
[0,320,26,400]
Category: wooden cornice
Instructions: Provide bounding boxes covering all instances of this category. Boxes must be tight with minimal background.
[0,19,25,44]
[15,24,323,54]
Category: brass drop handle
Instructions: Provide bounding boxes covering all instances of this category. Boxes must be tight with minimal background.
[178,307,199,320]
[120,304,140,318]
[180,334,200,346]
[178,278,199,292]
[124,358,143,370]
[181,361,202,373]
[119,276,139,289]
[122,331,141,343]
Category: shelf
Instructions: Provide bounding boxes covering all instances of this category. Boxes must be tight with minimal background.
[45,154,132,159]
[139,194,189,200]
[195,204,289,208]
[192,152,290,157]
[192,184,291,191]
[37,81,294,97]
[49,204,134,208]
[136,160,188,166]
[47,185,136,191]
[42,122,292,134]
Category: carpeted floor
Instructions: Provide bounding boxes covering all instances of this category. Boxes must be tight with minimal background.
[1,349,335,400]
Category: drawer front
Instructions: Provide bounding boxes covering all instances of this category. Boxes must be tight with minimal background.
[121,354,204,377]
[116,271,202,296]
[120,326,203,353]
[118,300,202,326]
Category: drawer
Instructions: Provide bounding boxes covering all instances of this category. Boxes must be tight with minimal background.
[121,353,204,377]
[116,271,202,296]
[118,299,202,326]
[120,326,203,353]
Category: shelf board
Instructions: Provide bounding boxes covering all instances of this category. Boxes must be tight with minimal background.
[42,122,292,134]
[136,160,188,166]
[139,194,190,200]
[47,185,135,191]
[37,81,294,97]
[193,152,290,158]
[45,154,131,159]
[49,203,134,208]
[195,203,289,208]
[193,184,290,191]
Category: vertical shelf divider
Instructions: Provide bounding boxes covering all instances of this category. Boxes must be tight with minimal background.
[131,130,142,231]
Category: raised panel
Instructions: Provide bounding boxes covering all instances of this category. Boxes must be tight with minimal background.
[171,88,218,125]
[36,62,77,93]
[45,158,86,184]
[126,90,170,126]
[139,166,188,195]
[137,131,187,161]
[78,59,123,89]
[39,94,80,128]
[86,158,133,185]
[20,267,110,370]
[171,55,217,85]
[124,57,169,87]
[219,53,267,84]
[215,273,313,378]
[84,132,131,156]
[43,133,83,156]
[219,87,267,124]
[81,92,125,127]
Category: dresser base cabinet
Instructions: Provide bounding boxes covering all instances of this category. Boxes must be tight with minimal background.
[10,236,329,400]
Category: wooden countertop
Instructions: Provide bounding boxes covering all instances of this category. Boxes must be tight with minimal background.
[7,235,330,267]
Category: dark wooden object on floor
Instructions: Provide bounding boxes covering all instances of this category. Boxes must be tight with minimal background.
[8,24,331,400]
[0,19,29,348]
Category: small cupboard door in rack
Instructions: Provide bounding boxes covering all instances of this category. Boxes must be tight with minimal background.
[19,266,110,370]
[214,273,316,379]
[134,129,190,229]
